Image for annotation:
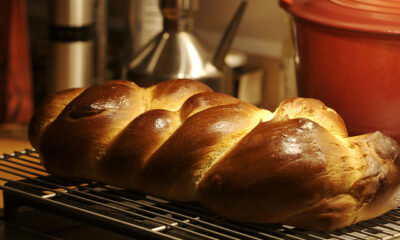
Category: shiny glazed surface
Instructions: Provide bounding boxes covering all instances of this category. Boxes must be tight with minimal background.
[28,79,400,231]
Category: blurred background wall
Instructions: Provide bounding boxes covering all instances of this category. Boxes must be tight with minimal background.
[26,0,295,113]
[196,0,288,58]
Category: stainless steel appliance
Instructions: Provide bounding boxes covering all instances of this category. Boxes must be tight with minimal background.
[48,0,95,93]
[124,0,247,95]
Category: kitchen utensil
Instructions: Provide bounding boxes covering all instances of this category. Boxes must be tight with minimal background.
[280,0,400,142]
[124,0,247,95]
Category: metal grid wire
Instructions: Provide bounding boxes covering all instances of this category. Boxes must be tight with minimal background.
[1,150,400,239]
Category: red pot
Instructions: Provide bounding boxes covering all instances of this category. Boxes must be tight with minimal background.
[280,0,400,142]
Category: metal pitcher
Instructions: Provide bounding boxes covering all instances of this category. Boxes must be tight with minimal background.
[124,0,247,95]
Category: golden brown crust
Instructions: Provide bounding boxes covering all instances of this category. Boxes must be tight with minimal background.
[149,79,213,111]
[99,109,181,189]
[274,97,348,138]
[39,80,146,179]
[283,194,358,231]
[29,79,400,231]
[180,92,242,120]
[197,120,400,231]
[137,102,261,200]
[197,118,352,224]
[347,132,400,223]
[28,88,85,149]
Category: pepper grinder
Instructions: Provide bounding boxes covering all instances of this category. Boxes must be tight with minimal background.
[48,0,95,93]
[124,0,247,95]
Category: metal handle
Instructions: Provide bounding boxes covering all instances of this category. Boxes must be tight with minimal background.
[212,1,247,70]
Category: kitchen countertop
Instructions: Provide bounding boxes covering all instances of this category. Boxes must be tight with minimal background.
[0,123,31,153]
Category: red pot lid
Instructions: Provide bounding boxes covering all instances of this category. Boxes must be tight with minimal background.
[280,0,400,34]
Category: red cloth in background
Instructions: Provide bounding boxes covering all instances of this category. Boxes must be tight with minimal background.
[0,0,34,123]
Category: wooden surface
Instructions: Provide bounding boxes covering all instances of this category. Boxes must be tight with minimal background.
[0,123,31,153]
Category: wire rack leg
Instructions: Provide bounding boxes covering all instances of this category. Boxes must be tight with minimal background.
[3,192,22,222]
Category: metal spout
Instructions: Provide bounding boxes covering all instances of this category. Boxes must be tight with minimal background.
[212,1,247,69]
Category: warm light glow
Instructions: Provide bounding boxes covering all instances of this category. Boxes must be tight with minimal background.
[178,33,203,78]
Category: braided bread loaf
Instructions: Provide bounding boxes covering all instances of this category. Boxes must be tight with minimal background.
[29,79,400,231]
